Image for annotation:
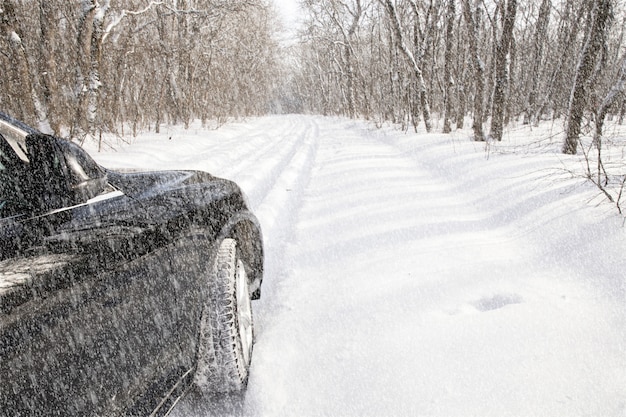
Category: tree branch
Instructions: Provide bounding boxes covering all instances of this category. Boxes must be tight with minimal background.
[102,1,164,44]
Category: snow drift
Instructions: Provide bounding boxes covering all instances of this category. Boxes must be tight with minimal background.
[87,115,626,417]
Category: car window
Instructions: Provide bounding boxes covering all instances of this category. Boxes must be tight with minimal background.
[0,134,30,218]
[57,140,103,183]
[0,119,29,162]
[0,117,111,217]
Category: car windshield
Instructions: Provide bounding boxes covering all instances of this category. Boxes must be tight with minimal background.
[0,118,29,162]
[0,119,31,218]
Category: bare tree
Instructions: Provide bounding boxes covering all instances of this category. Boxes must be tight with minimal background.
[533,0,582,121]
[573,54,626,213]
[327,0,364,118]
[287,0,626,148]
[37,0,61,134]
[563,0,613,154]
[523,0,550,126]
[0,0,40,123]
[455,9,468,130]
[73,0,108,140]
[489,0,517,142]
[462,0,485,141]
[4,0,626,146]
[381,0,432,132]
[0,0,280,139]
[442,0,456,133]
[593,54,626,170]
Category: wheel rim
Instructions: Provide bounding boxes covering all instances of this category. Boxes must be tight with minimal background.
[236,259,253,367]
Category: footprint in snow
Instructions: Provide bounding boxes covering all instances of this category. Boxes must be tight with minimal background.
[472,293,524,312]
[443,293,524,316]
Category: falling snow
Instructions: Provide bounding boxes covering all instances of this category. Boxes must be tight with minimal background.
[86,115,626,417]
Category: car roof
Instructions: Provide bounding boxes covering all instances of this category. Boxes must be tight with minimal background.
[0,112,38,162]
[0,112,39,136]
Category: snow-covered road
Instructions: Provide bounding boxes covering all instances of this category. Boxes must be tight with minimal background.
[90,115,626,416]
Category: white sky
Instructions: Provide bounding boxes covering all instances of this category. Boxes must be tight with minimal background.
[272,0,302,34]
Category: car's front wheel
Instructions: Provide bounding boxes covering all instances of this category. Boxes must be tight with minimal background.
[194,238,254,393]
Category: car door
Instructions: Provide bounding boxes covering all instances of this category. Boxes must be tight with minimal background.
[0,129,205,415]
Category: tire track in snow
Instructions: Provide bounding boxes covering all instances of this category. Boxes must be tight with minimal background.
[169,116,625,417]
[170,116,320,417]
[251,118,319,236]
[241,118,626,417]
[241,119,493,416]
[248,117,320,322]
[213,116,307,182]
[223,118,314,210]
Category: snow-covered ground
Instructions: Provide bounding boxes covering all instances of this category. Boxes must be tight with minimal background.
[87,115,626,417]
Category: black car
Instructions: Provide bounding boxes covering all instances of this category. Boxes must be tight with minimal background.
[0,112,263,416]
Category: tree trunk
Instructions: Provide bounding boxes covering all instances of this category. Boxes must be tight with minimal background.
[88,5,106,139]
[74,0,106,140]
[74,0,95,134]
[346,46,357,119]
[462,0,485,141]
[594,55,626,149]
[530,0,581,121]
[490,0,517,142]
[524,0,551,126]
[38,0,60,134]
[443,0,456,133]
[1,0,39,124]
[177,0,191,128]
[563,0,613,154]
[156,7,184,126]
[328,0,362,119]
[381,0,432,132]
[456,13,467,130]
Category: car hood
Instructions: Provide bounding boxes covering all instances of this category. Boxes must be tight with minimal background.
[48,169,246,250]
[106,169,216,199]
[1,169,247,314]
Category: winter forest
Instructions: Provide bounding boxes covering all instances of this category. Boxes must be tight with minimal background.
[0,0,625,157]
[2,2,626,415]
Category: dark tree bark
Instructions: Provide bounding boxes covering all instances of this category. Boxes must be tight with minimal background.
[462,0,485,141]
[38,0,60,134]
[594,55,626,150]
[177,0,192,128]
[524,0,551,126]
[490,0,517,142]
[443,0,456,133]
[456,11,468,130]
[381,0,432,132]
[156,6,184,126]
[543,0,587,120]
[328,0,363,119]
[0,0,38,124]
[563,0,613,154]
[74,0,106,139]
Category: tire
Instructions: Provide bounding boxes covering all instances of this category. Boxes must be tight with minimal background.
[194,238,254,393]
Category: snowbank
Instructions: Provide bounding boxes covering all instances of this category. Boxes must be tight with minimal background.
[88,115,626,417]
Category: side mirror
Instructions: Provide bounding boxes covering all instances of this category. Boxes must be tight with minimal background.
[25,134,108,211]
